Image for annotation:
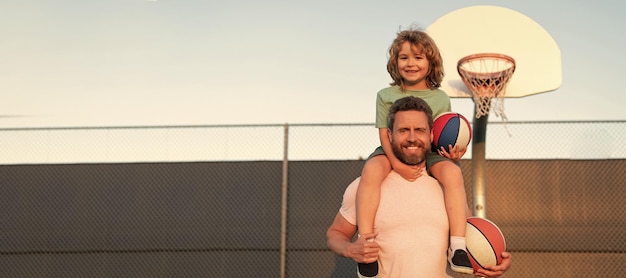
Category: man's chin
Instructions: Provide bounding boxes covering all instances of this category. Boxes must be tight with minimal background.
[401,155,424,166]
[393,148,426,166]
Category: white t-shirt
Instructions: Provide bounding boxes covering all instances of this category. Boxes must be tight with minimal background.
[340,171,452,278]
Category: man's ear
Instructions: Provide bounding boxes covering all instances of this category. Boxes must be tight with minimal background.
[387,128,392,142]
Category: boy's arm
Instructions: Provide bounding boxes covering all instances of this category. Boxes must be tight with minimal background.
[474,252,512,277]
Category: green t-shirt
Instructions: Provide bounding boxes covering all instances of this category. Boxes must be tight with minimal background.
[375,86,451,128]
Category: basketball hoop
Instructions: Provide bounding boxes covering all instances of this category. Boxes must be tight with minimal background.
[457,53,516,119]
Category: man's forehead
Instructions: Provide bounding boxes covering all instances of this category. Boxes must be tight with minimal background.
[393,110,429,127]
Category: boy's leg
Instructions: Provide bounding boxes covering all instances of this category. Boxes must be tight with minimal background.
[430,160,473,274]
[355,155,391,278]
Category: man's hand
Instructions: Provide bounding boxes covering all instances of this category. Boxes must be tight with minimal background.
[345,232,380,263]
[474,252,512,277]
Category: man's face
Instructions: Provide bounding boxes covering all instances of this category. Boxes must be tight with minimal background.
[388,110,432,166]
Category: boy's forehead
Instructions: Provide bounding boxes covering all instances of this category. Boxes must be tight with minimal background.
[400,42,425,54]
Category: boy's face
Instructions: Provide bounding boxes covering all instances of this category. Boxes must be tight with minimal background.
[388,110,432,166]
[397,41,430,90]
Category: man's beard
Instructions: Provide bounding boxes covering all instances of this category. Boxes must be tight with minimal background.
[391,142,428,166]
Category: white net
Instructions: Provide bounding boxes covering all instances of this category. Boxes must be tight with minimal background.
[457,53,516,119]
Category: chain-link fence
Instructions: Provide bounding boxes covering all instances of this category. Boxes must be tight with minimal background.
[1,121,625,164]
[1,121,625,277]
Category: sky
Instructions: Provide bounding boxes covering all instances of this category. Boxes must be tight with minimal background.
[1,0,626,129]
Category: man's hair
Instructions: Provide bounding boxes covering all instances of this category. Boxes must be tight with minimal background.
[387,96,434,130]
[387,29,444,90]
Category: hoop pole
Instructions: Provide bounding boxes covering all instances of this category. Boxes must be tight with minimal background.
[457,53,515,219]
[472,102,488,218]
[279,123,289,278]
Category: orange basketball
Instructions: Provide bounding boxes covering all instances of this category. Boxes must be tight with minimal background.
[466,217,507,272]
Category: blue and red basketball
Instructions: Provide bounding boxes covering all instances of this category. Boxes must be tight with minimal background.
[466,217,507,272]
[432,112,472,151]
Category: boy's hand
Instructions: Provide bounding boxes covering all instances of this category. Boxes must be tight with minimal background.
[438,144,466,161]
[393,162,423,181]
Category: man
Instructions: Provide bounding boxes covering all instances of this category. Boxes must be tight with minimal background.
[327,96,511,277]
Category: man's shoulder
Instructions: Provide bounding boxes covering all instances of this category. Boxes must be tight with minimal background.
[339,177,362,225]
[343,176,362,199]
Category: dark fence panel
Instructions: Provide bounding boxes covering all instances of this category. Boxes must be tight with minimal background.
[286,161,364,277]
[0,162,283,277]
[1,159,625,277]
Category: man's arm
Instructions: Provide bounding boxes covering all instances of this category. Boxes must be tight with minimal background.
[327,212,379,263]
[474,252,512,277]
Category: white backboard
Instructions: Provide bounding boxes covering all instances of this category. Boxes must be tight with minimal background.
[427,5,562,98]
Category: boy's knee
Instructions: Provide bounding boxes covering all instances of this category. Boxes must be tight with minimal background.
[362,155,390,175]
[432,160,457,170]
[431,161,462,179]
[365,155,388,168]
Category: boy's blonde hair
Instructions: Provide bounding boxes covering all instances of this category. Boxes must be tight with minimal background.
[387,29,444,90]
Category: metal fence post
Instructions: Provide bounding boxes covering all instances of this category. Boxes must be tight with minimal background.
[280,123,289,278]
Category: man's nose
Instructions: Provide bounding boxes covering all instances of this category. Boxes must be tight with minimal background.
[407,131,417,141]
